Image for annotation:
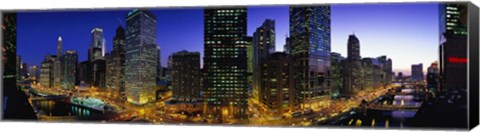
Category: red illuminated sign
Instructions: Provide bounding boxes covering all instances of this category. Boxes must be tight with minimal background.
[448,57,467,63]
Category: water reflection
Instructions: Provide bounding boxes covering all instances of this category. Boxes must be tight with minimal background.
[33,100,100,117]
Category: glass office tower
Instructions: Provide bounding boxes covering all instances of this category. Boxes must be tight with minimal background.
[289,6,331,108]
[125,9,158,105]
[203,8,249,120]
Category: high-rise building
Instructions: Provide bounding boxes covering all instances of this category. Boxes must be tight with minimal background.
[289,6,331,108]
[284,37,291,54]
[28,65,40,82]
[246,36,253,90]
[40,55,55,88]
[53,36,63,89]
[252,19,275,103]
[61,50,78,90]
[411,63,424,82]
[78,61,91,86]
[171,50,201,102]
[361,58,383,92]
[89,28,105,62]
[260,52,295,116]
[439,3,468,93]
[203,8,248,120]
[427,62,439,93]
[106,26,126,100]
[341,34,362,97]
[93,59,106,89]
[125,9,158,105]
[2,13,17,94]
[156,45,161,82]
[330,52,345,98]
[376,56,393,86]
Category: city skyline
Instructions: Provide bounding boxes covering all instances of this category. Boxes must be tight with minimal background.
[4,2,472,128]
[17,3,438,76]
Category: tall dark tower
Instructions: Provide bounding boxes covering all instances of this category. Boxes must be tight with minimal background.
[2,12,37,119]
[106,26,126,100]
[252,19,275,103]
[439,3,467,93]
[203,8,248,120]
[125,9,158,105]
[342,34,362,97]
[347,34,360,60]
[289,6,331,109]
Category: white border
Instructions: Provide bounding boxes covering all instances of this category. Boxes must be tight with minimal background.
[1,0,479,132]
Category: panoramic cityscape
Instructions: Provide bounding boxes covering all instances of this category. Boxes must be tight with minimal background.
[2,2,469,129]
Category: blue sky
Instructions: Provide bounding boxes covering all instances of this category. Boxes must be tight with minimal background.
[17,3,439,75]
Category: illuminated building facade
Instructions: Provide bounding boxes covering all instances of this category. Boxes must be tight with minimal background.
[28,65,40,82]
[246,36,253,91]
[289,6,331,108]
[439,3,467,93]
[361,58,383,92]
[40,55,55,88]
[106,26,126,100]
[171,50,201,102]
[61,50,78,90]
[89,28,105,62]
[53,36,62,89]
[203,8,248,119]
[2,13,17,91]
[261,52,295,116]
[330,52,345,99]
[125,9,158,105]
[252,19,275,103]
[376,55,393,86]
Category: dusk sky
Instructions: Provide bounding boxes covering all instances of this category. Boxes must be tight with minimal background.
[17,3,439,76]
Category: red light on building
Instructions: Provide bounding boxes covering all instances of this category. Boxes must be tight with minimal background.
[448,57,467,63]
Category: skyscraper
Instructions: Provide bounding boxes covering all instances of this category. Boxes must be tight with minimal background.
[171,50,201,102]
[289,6,331,108]
[376,56,393,86]
[53,36,63,89]
[342,34,362,96]
[61,50,78,90]
[427,62,439,93]
[125,9,158,105]
[439,3,468,92]
[330,52,345,98]
[411,63,424,82]
[28,65,40,82]
[2,13,17,93]
[260,52,295,116]
[40,55,55,88]
[89,28,105,62]
[203,8,248,120]
[156,45,161,82]
[106,26,126,100]
[252,19,275,103]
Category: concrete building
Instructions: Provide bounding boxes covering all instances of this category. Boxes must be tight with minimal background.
[260,52,295,116]
[171,50,201,102]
